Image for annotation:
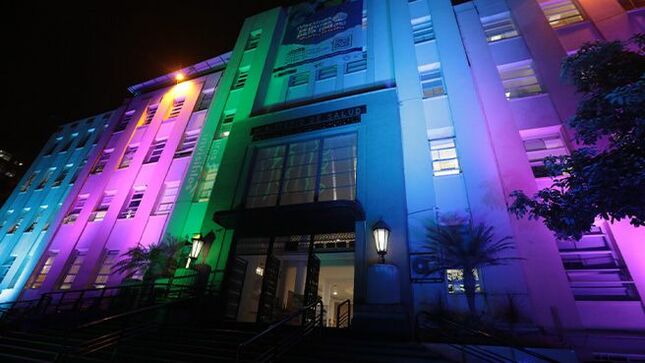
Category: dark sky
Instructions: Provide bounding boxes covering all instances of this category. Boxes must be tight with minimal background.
[2,0,302,165]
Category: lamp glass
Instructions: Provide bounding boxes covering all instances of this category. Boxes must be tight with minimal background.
[373,225,389,254]
[189,234,204,259]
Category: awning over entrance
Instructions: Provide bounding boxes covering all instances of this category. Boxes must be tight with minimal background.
[213,200,365,236]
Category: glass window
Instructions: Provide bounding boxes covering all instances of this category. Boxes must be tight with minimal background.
[91,148,114,174]
[63,194,89,224]
[0,256,17,284]
[419,65,446,98]
[76,129,94,149]
[93,250,119,288]
[196,89,215,111]
[140,104,159,126]
[245,30,262,50]
[36,168,56,190]
[411,16,435,43]
[288,72,310,87]
[24,206,47,233]
[89,191,116,222]
[430,138,460,176]
[60,251,87,290]
[20,172,38,192]
[7,209,28,234]
[481,12,519,42]
[539,0,584,28]
[118,187,146,219]
[617,0,645,10]
[166,98,185,120]
[144,138,167,164]
[498,61,543,99]
[222,111,235,125]
[115,110,135,132]
[59,134,77,153]
[119,144,138,169]
[31,253,57,289]
[523,133,568,178]
[346,56,367,74]
[52,164,73,187]
[155,182,180,215]
[317,65,337,81]
[174,131,200,158]
[447,269,482,294]
[232,67,249,90]
[195,166,218,203]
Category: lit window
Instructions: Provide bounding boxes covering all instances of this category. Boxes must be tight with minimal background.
[115,110,136,132]
[540,0,584,28]
[166,98,185,120]
[118,187,146,219]
[140,104,158,126]
[447,269,482,294]
[523,132,568,178]
[419,64,446,98]
[617,0,645,10]
[89,191,116,222]
[317,65,337,81]
[232,67,249,90]
[119,144,138,169]
[196,88,215,111]
[155,181,180,214]
[346,54,367,74]
[91,148,114,174]
[411,16,435,43]
[63,194,89,224]
[288,72,310,87]
[52,164,73,187]
[498,61,542,99]
[93,250,119,288]
[174,131,200,158]
[60,251,87,290]
[245,30,262,50]
[481,12,519,42]
[144,138,167,164]
[430,138,460,176]
[31,253,57,289]
[35,168,56,190]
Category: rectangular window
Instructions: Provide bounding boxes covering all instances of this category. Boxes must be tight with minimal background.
[144,138,167,164]
[232,67,249,90]
[245,30,262,50]
[196,88,215,111]
[7,209,28,234]
[59,134,77,153]
[70,159,87,185]
[119,144,138,169]
[20,172,38,192]
[140,104,158,126]
[63,194,89,224]
[93,250,119,288]
[498,61,542,99]
[412,16,435,43]
[36,168,56,190]
[540,0,584,28]
[155,182,180,214]
[44,136,62,156]
[31,254,57,289]
[430,138,460,176]
[617,0,645,10]
[419,65,446,98]
[115,110,135,132]
[52,164,73,187]
[88,191,116,222]
[481,12,519,42]
[0,256,17,284]
[288,72,310,87]
[24,206,46,233]
[174,131,200,158]
[91,148,114,174]
[222,111,235,124]
[195,166,218,203]
[166,98,185,120]
[447,269,482,294]
[246,134,357,208]
[317,65,337,81]
[118,187,146,219]
[346,56,367,74]
[60,251,87,290]
[523,133,568,178]
[76,129,94,149]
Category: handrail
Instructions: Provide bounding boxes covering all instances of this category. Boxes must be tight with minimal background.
[236,299,324,362]
[415,311,559,363]
[336,299,351,328]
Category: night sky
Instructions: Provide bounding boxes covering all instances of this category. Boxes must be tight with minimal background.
[2,0,301,165]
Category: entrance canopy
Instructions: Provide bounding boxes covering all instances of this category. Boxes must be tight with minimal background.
[213,200,365,237]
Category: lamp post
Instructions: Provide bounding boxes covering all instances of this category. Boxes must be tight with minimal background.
[186,233,205,269]
[372,220,390,264]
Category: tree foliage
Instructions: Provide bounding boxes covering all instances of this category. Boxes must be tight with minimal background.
[509,34,645,240]
[112,235,185,282]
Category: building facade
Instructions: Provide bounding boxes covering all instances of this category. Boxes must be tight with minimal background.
[1,0,643,359]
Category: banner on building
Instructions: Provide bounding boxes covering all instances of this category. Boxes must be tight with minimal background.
[273,0,364,73]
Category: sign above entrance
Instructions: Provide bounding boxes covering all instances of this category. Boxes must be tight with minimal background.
[250,105,366,140]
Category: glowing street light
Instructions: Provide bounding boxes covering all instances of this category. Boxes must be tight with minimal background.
[175,72,185,83]
[372,220,391,264]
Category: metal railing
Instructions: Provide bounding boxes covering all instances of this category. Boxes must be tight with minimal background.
[336,299,351,328]
[236,299,324,362]
[415,312,559,363]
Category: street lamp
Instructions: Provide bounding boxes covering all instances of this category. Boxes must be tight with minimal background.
[372,220,390,264]
[186,233,204,268]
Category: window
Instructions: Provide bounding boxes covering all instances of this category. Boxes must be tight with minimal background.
[76,129,94,149]
[70,159,87,185]
[540,0,584,28]
[91,148,114,174]
[317,65,337,81]
[288,72,310,87]
[52,164,73,187]
[7,209,28,234]
[60,251,87,290]
[232,67,249,90]
[196,88,215,111]
[94,250,119,288]
[24,206,47,233]
[155,182,180,214]
[617,0,645,10]
[144,138,167,164]
[0,256,17,283]
[36,168,56,190]
[115,110,136,132]
[119,144,138,169]
[419,65,446,98]
[222,111,235,124]
[245,30,262,50]
[89,191,116,222]
[0,210,13,230]
[447,269,482,294]
[412,16,435,43]
[174,131,200,158]
[195,165,218,203]
[63,194,89,224]
[246,134,357,208]
[43,136,62,156]
[118,186,146,219]
[140,104,158,126]
[59,134,77,153]
[166,98,185,120]
[346,57,367,74]
[523,133,568,178]
[20,172,38,192]
[481,12,519,42]
[31,254,57,289]
[498,61,542,99]
[430,138,460,176]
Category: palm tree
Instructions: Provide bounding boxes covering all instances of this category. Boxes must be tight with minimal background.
[425,222,519,316]
[112,235,184,283]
